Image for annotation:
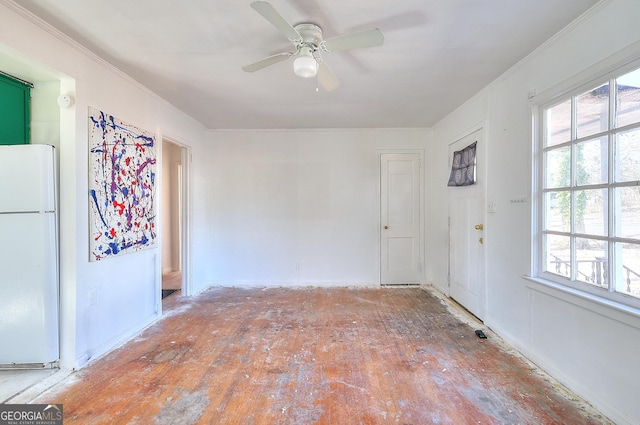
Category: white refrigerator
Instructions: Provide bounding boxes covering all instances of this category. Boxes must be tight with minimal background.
[0,144,59,366]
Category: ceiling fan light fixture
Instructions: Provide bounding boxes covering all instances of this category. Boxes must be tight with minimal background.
[243,2,384,90]
[293,52,317,78]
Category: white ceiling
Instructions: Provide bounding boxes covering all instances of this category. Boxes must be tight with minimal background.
[16,0,600,129]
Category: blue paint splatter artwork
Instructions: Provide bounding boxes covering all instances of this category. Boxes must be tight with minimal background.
[88,107,157,261]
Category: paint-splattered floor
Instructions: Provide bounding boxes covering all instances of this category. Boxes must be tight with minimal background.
[36,287,609,424]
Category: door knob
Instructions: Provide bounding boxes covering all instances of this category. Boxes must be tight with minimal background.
[479,237,484,244]
[474,224,483,230]
[384,225,389,229]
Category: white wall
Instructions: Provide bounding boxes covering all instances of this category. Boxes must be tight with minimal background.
[30,81,60,148]
[0,2,211,369]
[428,1,640,424]
[206,129,430,287]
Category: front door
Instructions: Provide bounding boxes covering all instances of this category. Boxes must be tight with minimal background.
[448,129,485,320]
[380,153,422,285]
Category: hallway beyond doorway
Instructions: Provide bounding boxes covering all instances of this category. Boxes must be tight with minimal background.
[162,271,181,299]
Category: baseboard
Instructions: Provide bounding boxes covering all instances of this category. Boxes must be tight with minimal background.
[486,321,628,425]
[74,311,160,369]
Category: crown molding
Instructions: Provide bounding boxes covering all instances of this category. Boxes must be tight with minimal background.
[0,0,182,115]
[496,0,616,83]
[2,1,113,72]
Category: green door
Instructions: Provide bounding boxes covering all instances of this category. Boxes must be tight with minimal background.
[0,73,31,145]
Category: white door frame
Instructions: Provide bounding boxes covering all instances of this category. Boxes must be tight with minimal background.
[377,149,425,285]
[179,144,191,296]
[160,135,192,299]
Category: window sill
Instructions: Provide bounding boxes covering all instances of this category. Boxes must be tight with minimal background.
[523,276,640,327]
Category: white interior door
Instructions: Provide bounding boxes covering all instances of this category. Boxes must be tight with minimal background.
[448,129,485,320]
[380,153,422,285]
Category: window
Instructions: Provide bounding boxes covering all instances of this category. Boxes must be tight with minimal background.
[538,65,640,305]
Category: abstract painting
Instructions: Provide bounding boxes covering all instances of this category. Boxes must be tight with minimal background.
[88,107,157,261]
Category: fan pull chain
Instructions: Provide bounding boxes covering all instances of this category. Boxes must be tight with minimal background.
[315,51,322,93]
[315,58,319,92]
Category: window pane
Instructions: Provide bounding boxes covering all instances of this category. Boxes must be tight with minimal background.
[539,66,640,305]
[615,186,640,239]
[576,136,608,186]
[617,242,640,298]
[615,128,640,182]
[577,189,607,236]
[577,83,609,139]
[545,234,571,278]
[545,146,571,188]
[616,67,640,128]
[576,238,607,288]
[545,99,571,147]
[545,192,569,232]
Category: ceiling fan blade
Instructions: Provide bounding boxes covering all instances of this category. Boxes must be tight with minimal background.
[317,61,340,92]
[242,52,293,73]
[250,1,302,43]
[321,28,384,52]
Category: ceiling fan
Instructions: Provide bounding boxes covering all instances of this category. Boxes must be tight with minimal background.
[242,1,384,91]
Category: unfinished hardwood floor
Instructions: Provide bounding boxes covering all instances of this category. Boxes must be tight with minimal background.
[36,287,608,424]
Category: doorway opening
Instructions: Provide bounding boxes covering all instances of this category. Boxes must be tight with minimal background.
[161,139,188,300]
